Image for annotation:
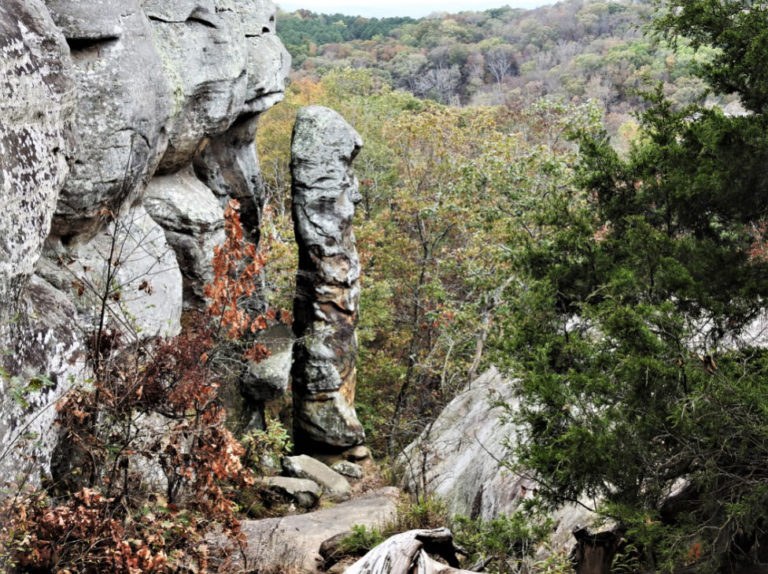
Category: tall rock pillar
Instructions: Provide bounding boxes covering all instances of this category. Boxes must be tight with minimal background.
[291,106,365,452]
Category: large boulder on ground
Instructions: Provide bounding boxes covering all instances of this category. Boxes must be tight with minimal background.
[282,454,352,502]
[398,367,526,520]
[398,367,599,555]
[232,486,400,572]
[290,106,365,452]
[332,461,363,479]
[263,476,321,509]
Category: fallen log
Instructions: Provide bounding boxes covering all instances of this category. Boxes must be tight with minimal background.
[344,528,474,574]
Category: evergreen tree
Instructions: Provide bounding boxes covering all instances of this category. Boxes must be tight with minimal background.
[500,1,768,570]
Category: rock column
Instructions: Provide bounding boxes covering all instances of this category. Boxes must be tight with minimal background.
[291,106,365,452]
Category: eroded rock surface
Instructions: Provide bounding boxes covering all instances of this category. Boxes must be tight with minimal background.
[263,476,321,509]
[0,0,290,487]
[46,0,173,241]
[0,275,87,486]
[398,367,599,556]
[144,167,225,308]
[0,0,78,488]
[0,0,73,319]
[231,487,400,572]
[282,454,352,502]
[290,106,365,452]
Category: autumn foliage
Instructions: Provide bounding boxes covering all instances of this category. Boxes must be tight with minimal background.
[0,200,275,573]
[205,200,275,362]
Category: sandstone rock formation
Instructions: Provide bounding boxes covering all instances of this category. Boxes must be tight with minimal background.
[0,0,73,321]
[144,167,225,308]
[282,454,353,502]
[291,105,366,452]
[226,487,400,572]
[240,323,293,429]
[0,0,290,486]
[0,0,81,486]
[46,0,173,242]
[263,475,322,509]
[398,367,599,556]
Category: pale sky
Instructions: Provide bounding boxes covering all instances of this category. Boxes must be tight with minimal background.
[276,0,549,18]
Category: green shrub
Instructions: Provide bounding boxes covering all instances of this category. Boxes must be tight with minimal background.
[451,501,553,574]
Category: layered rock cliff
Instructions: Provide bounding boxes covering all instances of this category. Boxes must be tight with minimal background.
[0,0,290,485]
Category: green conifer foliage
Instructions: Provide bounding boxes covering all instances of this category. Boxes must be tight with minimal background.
[500,1,768,570]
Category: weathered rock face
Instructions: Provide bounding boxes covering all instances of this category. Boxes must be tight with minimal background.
[0,0,73,320]
[0,0,290,486]
[222,487,401,572]
[290,105,365,452]
[40,204,184,339]
[0,275,87,487]
[282,454,353,502]
[144,167,225,308]
[398,367,599,556]
[240,323,293,430]
[193,114,265,237]
[144,0,246,174]
[0,0,78,487]
[46,0,173,241]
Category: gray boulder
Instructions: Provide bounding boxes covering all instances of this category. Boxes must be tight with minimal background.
[241,324,293,403]
[331,461,363,479]
[398,367,599,555]
[282,454,352,502]
[398,367,525,520]
[144,166,225,308]
[290,106,365,452]
[343,445,372,461]
[263,476,321,509]
[224,487,400,572]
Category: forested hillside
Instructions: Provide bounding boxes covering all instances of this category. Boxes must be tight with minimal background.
[277,0,744,148]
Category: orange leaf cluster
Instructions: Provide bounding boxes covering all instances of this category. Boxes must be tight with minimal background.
[204,200,273,359]
[3,488,169,574]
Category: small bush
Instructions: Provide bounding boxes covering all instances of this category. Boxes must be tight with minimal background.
[339,524,386,555]
[451,503,552,573]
